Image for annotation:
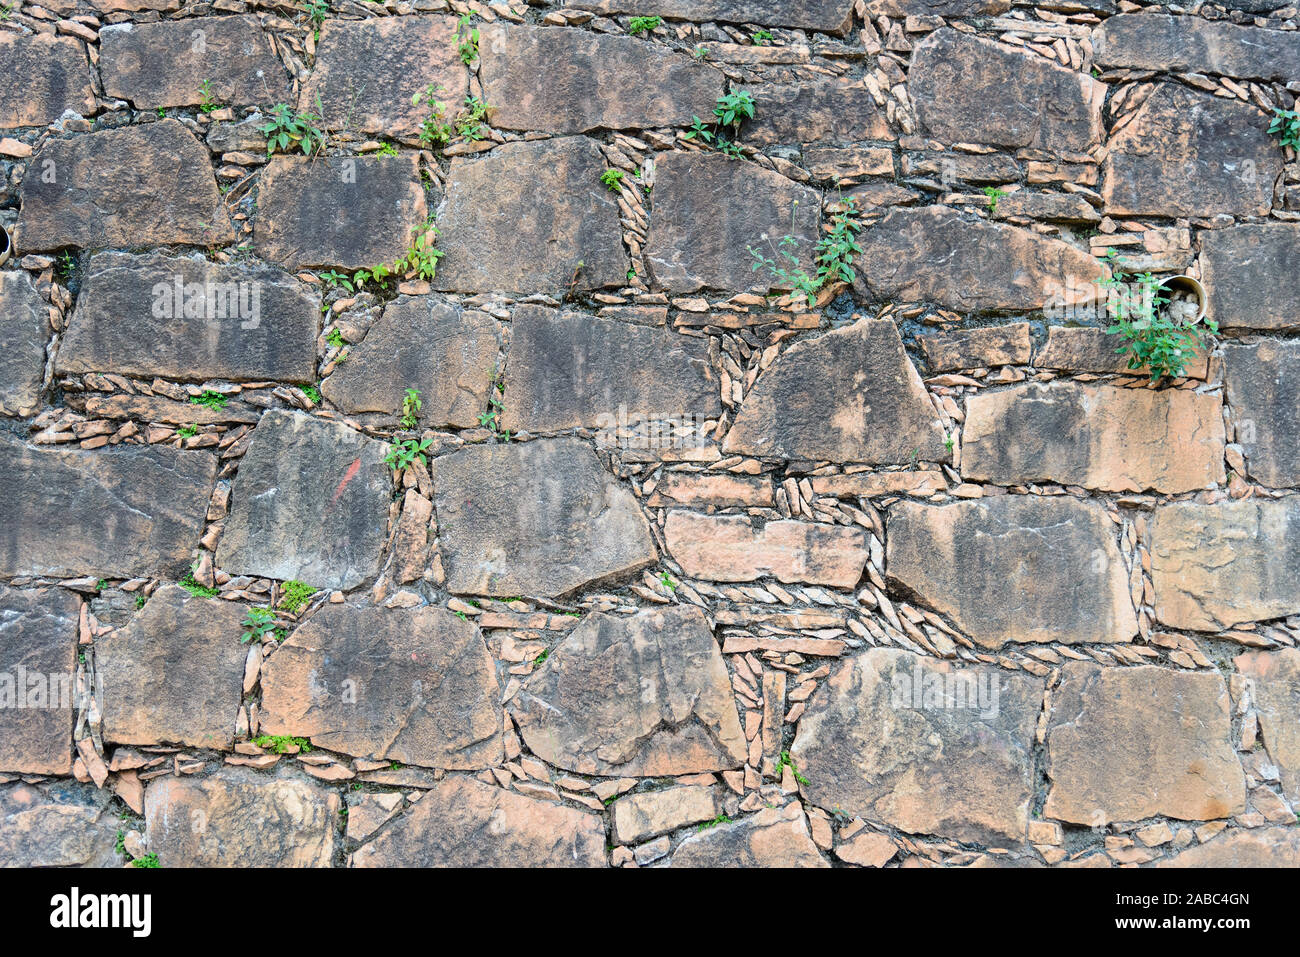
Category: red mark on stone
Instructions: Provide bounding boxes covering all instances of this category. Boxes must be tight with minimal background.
[332,458,362,505]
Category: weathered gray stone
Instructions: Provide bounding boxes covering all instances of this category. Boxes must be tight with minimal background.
[352,775,605,867]
[742,77,891,147]
[1223,341,1300,488]
[431,437,656,597]
[1045,664,1246,826]
[79,393,262,427]
[919,323,1031,373]
[434,137,627,295]
[321,297,497,427]
[571,0,853,31]
[481,24,723,133]
[1158,827,1300,867]
[0,271,49,417]
[1094,14,1300,83]
[254,154,427,271]
[510,605,746,776]
[145,767,338,867]
[59,252,319,385]
[1201,223,1300,331]
[1150,498,1300,632]
[865,0,1008,13]
[910,29,1103,153]
[217,410,391,591]
[260,604,502,770]
[667,803,829,867]
[792,648,1043,844]
[886,495,1137,648]
[17,120,234,250]
[99,16,290,109]
[0,587,78,775]
[500,305,720,433]
[0,782,120,867]
[1235,649,1300,805]
[645,151,820,295]
[724,318,947,464]
[1034,325,1210,379]
[0,33,96,129]
[0,436,217,580]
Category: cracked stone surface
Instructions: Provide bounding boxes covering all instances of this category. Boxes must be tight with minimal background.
[0,587,78,776]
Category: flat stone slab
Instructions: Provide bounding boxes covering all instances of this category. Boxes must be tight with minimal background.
[919,323,1031,373]
[1150,498,1300,632]
[1223,341,1300,488]
[59,252,319,385]
[260,604,502,770]
[352,775,605,867]
[1235,648,1300,805]
[321,296,497,427]
[100,16,290,109]
[646,151,820,295]
[0,271,49,417]
[748,78,891,147]
[217,410,391,591]
[1034,325,1209,378]
[667,804,829,867]
[855,206,1105,313]
[866,0,1008,13]
[431,437,656,597]
[612,785,719,844]
[509,605,746,776]
[910,29,1103,153]
[481,24,723,134]
[501,305,720,433]
[962,382,1225,493]
[1044,664,1245,826]
[0,587,78,775]
[571,0,853,31]
[1201,223,1300,331]
[434,137,627,295]
[0,782,119,867]
[792,648,1044,844]
[96,585,246,750]
[145,767,338,867]
[17,120,234,250]
[1157,827,1300,868]
[1093,13,1300,83]
[254,154,427,271]
[0,436,216,580]
[664,511,868,588]
[1102,83,1280,219]
[886,495,1137,648]
[0,33,96,129]
[723,317,947,464]
[299,15,465,143]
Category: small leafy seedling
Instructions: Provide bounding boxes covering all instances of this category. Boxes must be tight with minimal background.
[1270,107,1300,151]
[400,387,422,429]
[198,79,221,115]
[259,102,325,157]
[600,168,624,191]
[456,13,479,64]
[751,29,773,45]
[278,580,317,614]
[240,607,279,644]
[385,437,433,472]
[252,734,313,754]
[982,186,1007,214]
[628,15,662,34]
[190,390,228,410]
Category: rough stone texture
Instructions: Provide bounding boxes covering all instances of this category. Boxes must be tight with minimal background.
[612,785,718,844]
[59,252,319,385]
[431,438,656,597]
[1157,827,1300,868]
[0,436,216,580]
[1101,84,1281,219]
[0,587,78,775]
[1034,326,1210,378]
[500,306,720,433]
[910,29,1103,153]
[854,207,1106,313]
[962,382,1225,493]
[664,511,868,588]
[645,151,820,295]
[667,803,829,867]
[99,16,290,109]
[1223,341,1300,488]
[352,775,605,867]
[217,410,391,591]
[866,0,1008,12]
[145,767,338,867]
[571,0,853,31]
[792,649,1044,844]
[482,24,723,133]
[1093,14,1300,83]
[1200,223,1299,331]
[1044,664,1246,826]
[0,782,120,867]
[299,16,465,142]
[0,271,49,417]
[254,155,427,271]
[1150,498,1300,632]
[646,473,774,508]
[747,78,891,146]
[723,318,947,464]
[321,297,497,427]
[920,323,1031,373]
[1235,649,1300,805]
[0,33,96,129]
[260,604,502,770]
[16,120,233,250]
[96,585,247,750]
[886,496,1137,648]
[509,606,746,776]
[434,137,627,295]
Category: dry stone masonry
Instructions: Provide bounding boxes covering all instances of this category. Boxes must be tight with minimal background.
[0,0,1297,870]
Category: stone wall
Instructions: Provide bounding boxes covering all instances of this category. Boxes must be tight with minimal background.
[0,0,1298,868]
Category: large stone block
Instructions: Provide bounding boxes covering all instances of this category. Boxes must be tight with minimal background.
[0,782,119,867]
[569,0,853,32]
[1200,223,1300,332]
[747,78,891,147]
[0,271,49,417]
[1235,648,1300,805]
[1223,341,1300,488]
[0,587,78,775]
[0,33,96,129]
[1094,14,1300,83]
